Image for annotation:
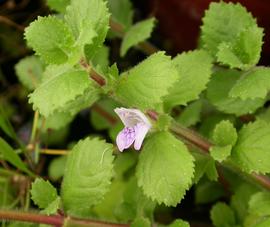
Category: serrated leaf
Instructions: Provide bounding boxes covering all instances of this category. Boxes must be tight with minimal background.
[115,52,178,110]
[30,178,58,209]
[42,197,61,215]
[61,137,114,217]
[249,192,270,217]
[47,0,70,13]
[201,2,257,56]
[24,16,76,64]
[120,18,155,56]
[0,138,32,176]
[210,202,236,227]
[108,0,133,31]
[29,69,92,117]
[210,145,232,163]
[216,26,264,70]
[212,120,237,146]
[167,219,190,227]
[206,69,265,116]
[136,131,194,206]
[15,56,44,90]
[164,50,213,110]
[176,100,202,127]
[230,67,270,100]
[193,152,218,183]
[65,0,109,52]
[131,217,151,227]
[231,120,270,174]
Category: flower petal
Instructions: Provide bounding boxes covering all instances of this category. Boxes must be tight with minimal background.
[116,127,136,152]
[134,123,150,150]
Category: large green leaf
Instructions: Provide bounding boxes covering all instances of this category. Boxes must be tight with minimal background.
[206,69,265,116]
[61,137,114,217]
[24,16,76,64]
[164,50,213,110]
[115,52,178,110]
[231,120,270,174]
[136,131,194,206]
[29,68,93,117]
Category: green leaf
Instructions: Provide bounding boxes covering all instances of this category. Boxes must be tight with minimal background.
[61,137,114,217]
[48,156,67,181]
[167,219,190,227]
[120,18,155,56]
[65,0,109,51]
[88,45,109,73]
[29,68,92,117]
[115,52,178,110]
[249,192,270,217]
[230,183,258,223]
[216,26,263,70]
[43,111,74,130]
[0,107,16,140]
[229,67,270,100]
[201,2,257,56]
[231,120,270,174]
[176,100,202,127]
[195,181,224,204]
[193,152,218,183]
[24,16,76,64]
[30,178,58,209]
[210,145,232,163]
[47,0,70,13]
[212,120,237,146]
[108,0,133,31]
[131,217,151,227]
[164,50,213,110]
[136,131,194,206]
[15,56,44,90]
[206,69,265,116]
[210,120,237,162]
[42,197,61,215]
[210,202,236,227]
[0,138,32,176]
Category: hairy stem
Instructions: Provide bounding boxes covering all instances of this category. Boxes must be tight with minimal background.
[0,210,129,227]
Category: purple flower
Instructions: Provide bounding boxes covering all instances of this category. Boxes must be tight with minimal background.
[114,108,151,152]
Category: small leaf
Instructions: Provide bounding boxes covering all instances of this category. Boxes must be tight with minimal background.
[176,100,202,127]
[15,56,44,90]
[206,69,265,116]
[30,178,58,209]
[0,138,32,176]
[47,0,70,13]
[231,120,270,174]
[115,52,178,110]
[212,120,237,146]
[201,2,257,56]
[249,192,270,217]
[24,16,76,64]
[48,156,67,181]
[195,181,224,204]
[42,197,61,215]
[164,50,213,110]
[61,137,114,217]
[210,145,232,163]
[230,67,270,100]
[136,131,194,206]
[167,219,190,227]
[131,217,151,227]
[210,202,236,227]
[120,18,155,56]
[29,68,92,117]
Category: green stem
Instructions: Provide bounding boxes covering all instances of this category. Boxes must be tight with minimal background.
[29,111,39,145]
